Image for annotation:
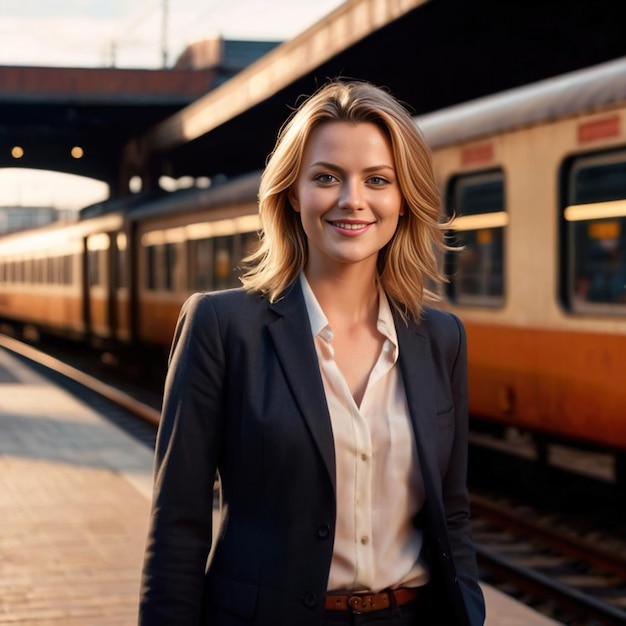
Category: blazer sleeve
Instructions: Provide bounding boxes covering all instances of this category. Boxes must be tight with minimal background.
[139,293,225,625]
[444,313,485,625]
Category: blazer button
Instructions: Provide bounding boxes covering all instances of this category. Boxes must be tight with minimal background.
[303,592,317,608]
[317,523,331,539]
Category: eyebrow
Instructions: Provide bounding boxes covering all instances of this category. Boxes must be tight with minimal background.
[309,161,395,173]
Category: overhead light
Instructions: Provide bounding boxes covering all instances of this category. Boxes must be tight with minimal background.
[11,146,24,159]
[71,146,84,159]
[129,175,142,193]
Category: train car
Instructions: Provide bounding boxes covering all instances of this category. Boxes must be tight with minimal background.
[0,210,128,345]
[417,56,626,472]
[128,171,261,347]
[0,174,262,351]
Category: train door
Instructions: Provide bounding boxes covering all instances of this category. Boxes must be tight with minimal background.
[107,232,119,342]
[113,230,131,342]
[84,232,113,345]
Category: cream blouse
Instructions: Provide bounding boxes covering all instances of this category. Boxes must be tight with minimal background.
[300,274,429,592]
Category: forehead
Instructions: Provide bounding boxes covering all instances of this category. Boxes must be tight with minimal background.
[302,121,394,162]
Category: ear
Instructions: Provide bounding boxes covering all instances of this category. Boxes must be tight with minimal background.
[288,187,300,212]
[399,203,406,217]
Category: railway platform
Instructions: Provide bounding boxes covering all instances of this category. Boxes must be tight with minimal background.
[0,343,562,626]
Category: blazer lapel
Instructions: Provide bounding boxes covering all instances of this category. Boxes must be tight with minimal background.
[267,282,336,494]
[395,313,440,495]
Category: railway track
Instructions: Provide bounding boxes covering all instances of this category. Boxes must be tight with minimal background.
[472,492,626,625]
[0,333,161,446]
[469,430,626,624]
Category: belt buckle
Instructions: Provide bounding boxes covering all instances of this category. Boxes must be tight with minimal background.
[348,591,387,614]
[348,594,370,614]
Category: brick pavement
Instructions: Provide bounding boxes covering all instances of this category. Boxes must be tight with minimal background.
[0,347,154,625]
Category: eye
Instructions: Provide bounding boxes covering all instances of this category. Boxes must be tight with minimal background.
[368,176,389,186]
[314,173,337,184]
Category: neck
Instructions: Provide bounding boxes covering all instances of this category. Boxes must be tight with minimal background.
[304,264,379,326]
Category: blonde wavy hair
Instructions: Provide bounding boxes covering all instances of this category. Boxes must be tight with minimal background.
[241,79,450,320]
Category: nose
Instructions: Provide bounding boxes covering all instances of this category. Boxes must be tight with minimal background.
[338,179,365,211]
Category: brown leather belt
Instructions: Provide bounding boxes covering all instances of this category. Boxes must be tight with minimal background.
[325,587,422,613]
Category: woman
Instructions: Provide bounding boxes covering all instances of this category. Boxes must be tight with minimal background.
[139,80,485,626]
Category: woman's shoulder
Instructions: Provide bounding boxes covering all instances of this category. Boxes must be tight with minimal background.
[171,289,271,349]
[419,305,465,336]
[417,306,467,364]
[181,288,267,319]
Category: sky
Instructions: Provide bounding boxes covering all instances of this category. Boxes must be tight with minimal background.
[0,0,346,212]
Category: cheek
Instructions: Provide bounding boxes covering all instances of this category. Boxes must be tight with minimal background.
[298,210,318,236]
[383,199,403,225]
[382,208,403,243]
[297,189,328,218]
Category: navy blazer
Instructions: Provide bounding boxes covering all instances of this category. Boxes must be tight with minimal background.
[139,282,486,626]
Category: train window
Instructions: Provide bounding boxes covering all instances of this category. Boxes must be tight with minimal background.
[564,151,626,311]
[88,249,101,287]
[47,257,55,284]
[445,170,507,306]
[145,245,158,291]
[16,260,24,283]
[116,233,128,289]
[163,243,177,291]
[188,238,213,292]
[241,231,261,259]
[37,258,45,284]
[60,255,73,285]
[213,236,236,290]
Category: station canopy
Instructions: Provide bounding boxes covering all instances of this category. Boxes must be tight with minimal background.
[3,0,626,186]
[143,0,626,181]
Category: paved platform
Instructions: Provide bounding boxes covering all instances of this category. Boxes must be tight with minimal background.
[0,344,562,625]
[0,346,154,625]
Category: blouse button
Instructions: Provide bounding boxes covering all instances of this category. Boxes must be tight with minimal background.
[360,535,369,545]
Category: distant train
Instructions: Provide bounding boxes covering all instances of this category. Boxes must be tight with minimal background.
[1,57,625,475]
[0,173,261,350]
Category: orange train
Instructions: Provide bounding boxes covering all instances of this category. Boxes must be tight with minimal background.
[1,57,625,472]
[418,57,626,472]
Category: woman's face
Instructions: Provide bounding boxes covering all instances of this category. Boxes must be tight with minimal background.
[288,121,404,278]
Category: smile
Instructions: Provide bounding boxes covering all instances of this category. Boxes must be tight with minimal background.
[328,221,371,230]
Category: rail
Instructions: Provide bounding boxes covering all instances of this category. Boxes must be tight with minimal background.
[0,333,161,426]
[473,493,626,625]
